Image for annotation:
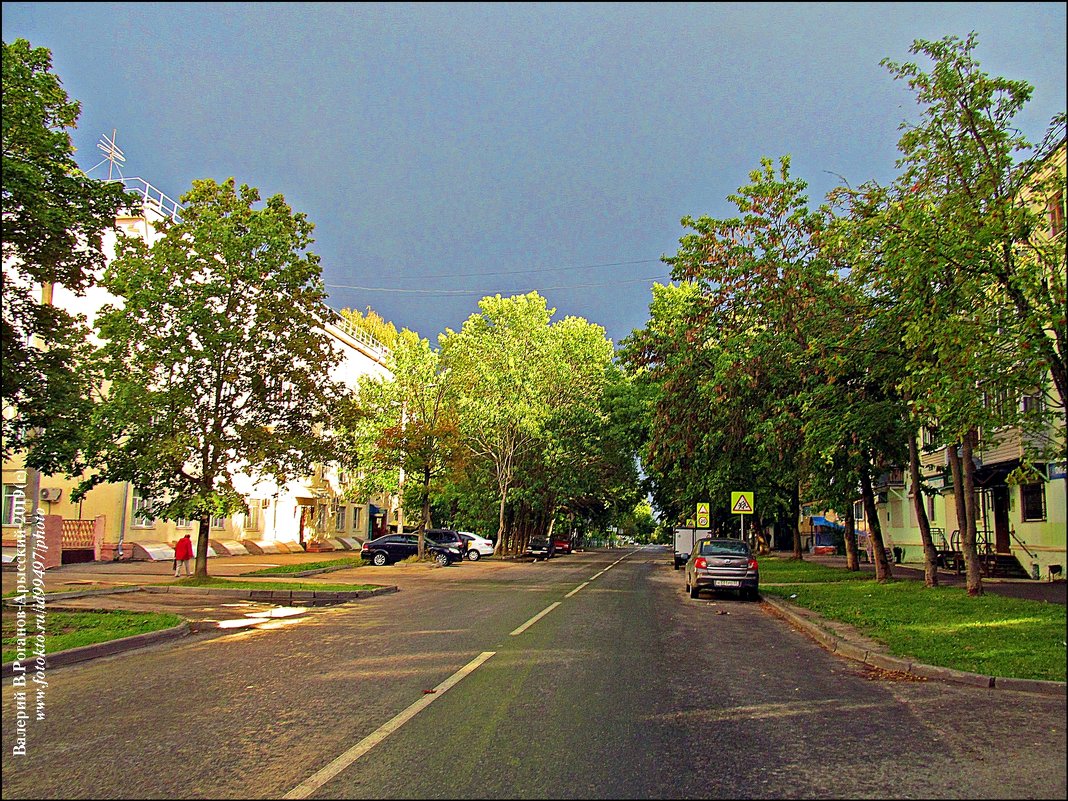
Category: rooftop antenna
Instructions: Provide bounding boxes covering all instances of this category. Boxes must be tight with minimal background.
[88,129,126,180]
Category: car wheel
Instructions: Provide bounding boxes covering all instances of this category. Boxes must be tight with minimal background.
[467,549,481,562]
[689,582,700,599]
[372,552,388,566]
[434,552,451,567]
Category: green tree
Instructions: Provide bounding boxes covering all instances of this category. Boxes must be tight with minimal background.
[441,293,555,554]
[835,34,1065,595]
[74,178,347,577]
[346,329,464,558]
[2,38,132,461]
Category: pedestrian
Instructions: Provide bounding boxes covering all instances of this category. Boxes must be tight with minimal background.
[174,533,193,577]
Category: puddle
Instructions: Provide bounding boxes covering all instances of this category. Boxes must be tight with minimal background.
[215,605,312,630]
[245,606,305,619]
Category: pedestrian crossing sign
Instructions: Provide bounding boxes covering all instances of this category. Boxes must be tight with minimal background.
[730,492,754,515]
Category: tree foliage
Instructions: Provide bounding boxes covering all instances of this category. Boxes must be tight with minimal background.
[75,178,347,576]
[2,38,133,460]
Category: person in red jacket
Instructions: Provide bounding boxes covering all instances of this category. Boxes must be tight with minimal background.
[174,533,193,577]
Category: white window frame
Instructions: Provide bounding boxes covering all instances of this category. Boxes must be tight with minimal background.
[335,505,346,532]
[2,484,23,526]
[132,491,155,528]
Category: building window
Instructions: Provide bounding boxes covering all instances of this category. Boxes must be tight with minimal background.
[335,505,346,532]
[352,506,361,533]
[132,491,154,528]
[2,484,23,526]
[175,518,192,529]
[1022,393,1045,415]
[316,505,327,531]
[1020,482,1046,522]
[853,500,864,521]
[1049,189,1064,237]
[210,515,225,530]
[245,503,260,531]
[927,494,937,522]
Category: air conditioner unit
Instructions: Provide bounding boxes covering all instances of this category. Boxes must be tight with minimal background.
[40,488,63,502]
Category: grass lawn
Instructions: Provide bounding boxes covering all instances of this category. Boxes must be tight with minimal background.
[2,609,183,664]
[759,557,1066,682]
[172,576,380,593]
[245,556,367,575]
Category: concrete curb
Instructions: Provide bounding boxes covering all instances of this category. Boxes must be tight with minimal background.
[2,622,190,679]
[761,595,1065,697]
[245,562,366,578]
[2,586,144,606]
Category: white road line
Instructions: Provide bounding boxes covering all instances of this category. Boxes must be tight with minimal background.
[283,651,496,799]
[509,602,561,636]
[565,581,590,598]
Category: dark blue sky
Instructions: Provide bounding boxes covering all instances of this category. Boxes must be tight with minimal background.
[4,2,1065,346]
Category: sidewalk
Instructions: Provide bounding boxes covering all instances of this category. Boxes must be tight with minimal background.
[805,553,1067,605]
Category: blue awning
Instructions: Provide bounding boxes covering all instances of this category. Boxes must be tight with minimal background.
[810,516,845,530]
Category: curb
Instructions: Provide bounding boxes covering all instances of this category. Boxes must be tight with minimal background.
[2,586,144,607]
[2,622,190,679]
[761,595,1066,697]
[244,562,366,578]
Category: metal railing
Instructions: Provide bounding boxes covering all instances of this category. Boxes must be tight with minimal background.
[116,177,183,222]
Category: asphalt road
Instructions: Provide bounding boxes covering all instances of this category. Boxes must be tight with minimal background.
[2,547,1065,799]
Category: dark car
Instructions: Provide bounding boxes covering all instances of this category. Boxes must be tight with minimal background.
[526,534,556,561]
[684,537,759,600]
[425,528,467,556]
[360,532,461,567]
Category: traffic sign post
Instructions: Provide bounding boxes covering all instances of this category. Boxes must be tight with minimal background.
[730,492,754,542]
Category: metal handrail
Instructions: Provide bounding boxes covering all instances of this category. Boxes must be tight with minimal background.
[1009,529,1037,559]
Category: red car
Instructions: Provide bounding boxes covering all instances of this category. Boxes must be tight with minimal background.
[552,535,573,554]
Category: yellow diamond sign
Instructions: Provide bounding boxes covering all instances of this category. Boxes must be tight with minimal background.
[730,492,754,515]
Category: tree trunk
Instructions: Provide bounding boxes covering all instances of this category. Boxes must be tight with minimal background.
[416,465,431,560]
[843,501,859,571]
[946,443,968,554]
[908,431,939,587]
[195,513,210,578]
[860,466,892,582]
[494,484,508,556]
[791,480,803,560]
[960,431,984,597]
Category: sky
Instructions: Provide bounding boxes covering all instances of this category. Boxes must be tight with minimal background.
[4,2,1066,347]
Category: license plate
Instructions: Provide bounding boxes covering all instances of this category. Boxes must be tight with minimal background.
[714,580,740,587]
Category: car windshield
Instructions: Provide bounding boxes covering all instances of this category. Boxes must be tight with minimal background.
[698,540,750,556]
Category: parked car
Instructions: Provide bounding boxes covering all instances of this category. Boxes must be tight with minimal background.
[552,533,573,554]
[424,528,467,558]
[684,537,759,600]
[360,532,461,567]
[526,534,555,561]
[458,531,495,561]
